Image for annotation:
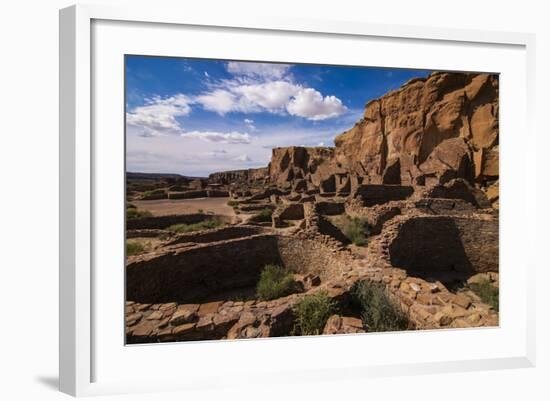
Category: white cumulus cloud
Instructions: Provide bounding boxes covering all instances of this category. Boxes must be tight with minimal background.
[194,75,346,120]
[286,88,347,121]
[126,94,191,136]
[233,81,300,113]
[181,131,252,144]
[194,90,236,115]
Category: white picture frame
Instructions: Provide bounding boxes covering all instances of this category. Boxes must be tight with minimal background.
[59,4,536,397]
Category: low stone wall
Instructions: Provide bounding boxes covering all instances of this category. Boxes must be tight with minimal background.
[127,213,217,230]
[141,192,168,200]
[206,189,230,197]
[125,279,351,344]
[387,215,498,276]
[453,216,499,273]
[167,225,265,245]
[276,203,304,220]
[344,199,402,235]
[126,253,499,343]
[413,198,477,215]
[168,190,209,199]
[420,178,491,208]
[127,229,170,239]
[354,184,414,206]
[127,234,282,304]
[314,201,345,215]
[277,236,352,279]
[126,231,353,305]
[240,203,274,212]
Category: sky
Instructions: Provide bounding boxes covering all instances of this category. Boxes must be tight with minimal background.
[125,56,432,177]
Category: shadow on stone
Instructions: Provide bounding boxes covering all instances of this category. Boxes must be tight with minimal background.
[388,216,475,284]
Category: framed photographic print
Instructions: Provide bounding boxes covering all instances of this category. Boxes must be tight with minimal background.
[59,4,536,397]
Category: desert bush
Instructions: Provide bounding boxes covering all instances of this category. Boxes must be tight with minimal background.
[126,208,152,219]
[126,202,136,209]
[468,279,499,311]
[251,207,273,222]
[167,218,224,233]
[126,240,145,256]
[350,280,409,332]
[293,292,336,336]
[227,200,240,208]
[334,215,370,246]
[256,264,296,301]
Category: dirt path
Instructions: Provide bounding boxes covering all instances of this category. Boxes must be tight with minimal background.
[133,197,236,217]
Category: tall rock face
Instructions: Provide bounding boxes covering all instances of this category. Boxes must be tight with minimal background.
[269,147,348,193]
[334,72,499,187]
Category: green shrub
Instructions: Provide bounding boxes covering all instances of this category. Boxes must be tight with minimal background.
[126,202,136,209]
[256,264,296,301]
[350,281,409,332]
[339,216,370,246]
[251,207,273,222]
[167,218,224,233]
[126,241,145,256]
[469,279,499,311]
[126,208,152,219]
[227,200,240,208]
[293,292,336,335]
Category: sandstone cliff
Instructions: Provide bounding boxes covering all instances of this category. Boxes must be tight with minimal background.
[211,72,499,199]
[334,72,498,187]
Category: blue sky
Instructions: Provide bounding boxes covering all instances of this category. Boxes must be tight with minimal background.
[126,56,431,176]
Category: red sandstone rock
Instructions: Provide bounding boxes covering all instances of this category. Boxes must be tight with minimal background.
[323,315,366,335]
[198,301,223,316]
[170,304,199,326]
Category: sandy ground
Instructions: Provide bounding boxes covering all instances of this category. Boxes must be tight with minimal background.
[133,197,236,217]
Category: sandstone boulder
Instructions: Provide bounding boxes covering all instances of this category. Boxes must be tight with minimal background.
[323,315,366,335]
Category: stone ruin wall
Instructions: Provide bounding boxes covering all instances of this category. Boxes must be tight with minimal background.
[127,234,281,304]
[378,215,499,276]
[276,235,353,280]
[166,225,265,245]
[126,233,353,305]
[127,213,212,230]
